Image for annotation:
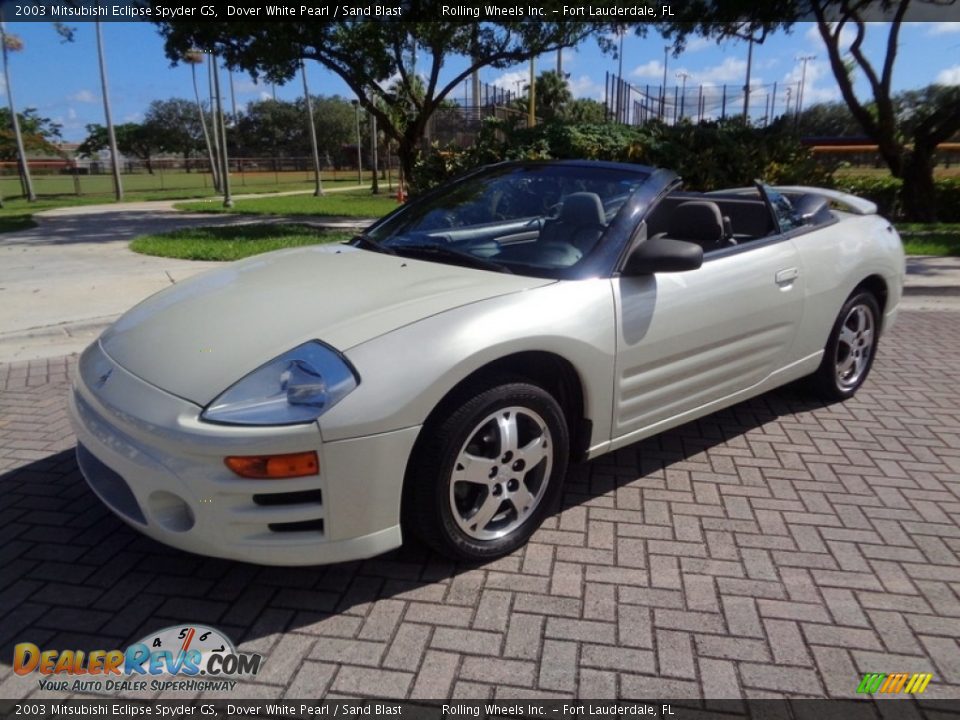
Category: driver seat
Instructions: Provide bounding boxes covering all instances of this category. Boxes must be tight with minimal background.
[539,192,607,255]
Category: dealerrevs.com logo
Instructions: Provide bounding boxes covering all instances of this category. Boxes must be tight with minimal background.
[14,625,263,693]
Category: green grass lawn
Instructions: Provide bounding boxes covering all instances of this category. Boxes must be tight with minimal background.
[175,190,398,219]
[0,170,369,199]
[129,224,353,262]
[896,223,960,257]
[0,177,369,233]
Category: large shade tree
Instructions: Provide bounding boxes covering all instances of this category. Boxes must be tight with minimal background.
[154,20,607,186]
[651,0,960,221]
[0,108,62,160]
[78,122,161,173]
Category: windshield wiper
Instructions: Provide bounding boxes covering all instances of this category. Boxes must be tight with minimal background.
[391,244,513,274]
[352,233,396,255]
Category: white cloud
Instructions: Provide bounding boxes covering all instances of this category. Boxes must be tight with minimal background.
[695,56,749,84]
[258,91,273,101]
[805,22,856,50]
[122,111,143,123]
[68,89,95,103]
[568,74,603,100]
[936,65,960,85]
[930,22,960,35]
[783,59,839,107]
[490,70,529,95]
[684,36,713,53]
[631,59,665,80]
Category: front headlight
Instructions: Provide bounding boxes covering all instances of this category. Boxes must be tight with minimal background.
[201,341,358,426]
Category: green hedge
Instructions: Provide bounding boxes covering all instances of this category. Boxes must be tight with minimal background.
[412,117,833,195]
[833,176,960,222]
[412,118,960,221]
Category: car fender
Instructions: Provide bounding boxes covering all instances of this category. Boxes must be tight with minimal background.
[319,278,617,446]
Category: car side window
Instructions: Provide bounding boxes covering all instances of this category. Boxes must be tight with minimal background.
[763,184,805,232]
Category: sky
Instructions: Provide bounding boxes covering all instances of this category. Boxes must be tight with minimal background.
[3,20,960,142]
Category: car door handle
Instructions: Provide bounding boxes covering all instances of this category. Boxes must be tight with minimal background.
[775,267,799,285]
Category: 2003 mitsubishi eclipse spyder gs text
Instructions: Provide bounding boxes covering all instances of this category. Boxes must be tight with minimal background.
[69,161,905,565]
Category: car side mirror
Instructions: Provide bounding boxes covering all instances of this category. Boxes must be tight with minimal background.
[623,237,704,275]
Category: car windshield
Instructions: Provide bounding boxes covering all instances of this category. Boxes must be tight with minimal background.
[363,164,650,278]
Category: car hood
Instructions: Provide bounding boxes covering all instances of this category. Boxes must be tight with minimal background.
[100,244,553,406]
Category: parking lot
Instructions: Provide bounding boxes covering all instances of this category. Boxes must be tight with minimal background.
[1,309,959,700]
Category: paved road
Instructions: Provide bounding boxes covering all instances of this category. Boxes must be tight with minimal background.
[1,310,959,700]
[0,192,374,363]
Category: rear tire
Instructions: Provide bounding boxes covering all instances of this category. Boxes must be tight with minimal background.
[807,291,880,401]
[404,382,569,561]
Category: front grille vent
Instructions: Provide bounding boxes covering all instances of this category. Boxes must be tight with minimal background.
[253,489,323,507]
[268,519,325,533]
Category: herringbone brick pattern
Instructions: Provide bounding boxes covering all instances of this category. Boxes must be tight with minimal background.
[1,311,959,700]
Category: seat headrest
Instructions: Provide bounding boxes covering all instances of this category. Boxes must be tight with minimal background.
[668,201,725,244]
[559,192,605,227]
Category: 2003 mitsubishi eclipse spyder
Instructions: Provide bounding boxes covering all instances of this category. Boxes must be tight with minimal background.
[69,161,905,565]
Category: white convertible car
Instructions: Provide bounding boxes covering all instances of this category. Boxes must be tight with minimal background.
[69,161,905,565]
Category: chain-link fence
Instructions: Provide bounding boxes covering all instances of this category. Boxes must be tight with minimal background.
[604,72,803,127]
[0,157,392,200]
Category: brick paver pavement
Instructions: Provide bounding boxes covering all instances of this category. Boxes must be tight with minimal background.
[1,310,959,701]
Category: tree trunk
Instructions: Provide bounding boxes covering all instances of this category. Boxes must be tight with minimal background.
[397,139,416,197]
[191,63,220,191]
[901,147,938,223]
[96,22,123,201]
[1,20,36,201]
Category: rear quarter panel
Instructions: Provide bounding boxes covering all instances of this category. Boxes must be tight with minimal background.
[790,212,905,360]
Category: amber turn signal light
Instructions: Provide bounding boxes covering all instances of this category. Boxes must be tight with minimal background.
[224,451,319,479]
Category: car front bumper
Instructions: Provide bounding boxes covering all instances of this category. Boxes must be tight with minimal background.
[67,342,419,566]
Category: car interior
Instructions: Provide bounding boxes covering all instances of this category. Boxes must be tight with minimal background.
[644,189,834,253]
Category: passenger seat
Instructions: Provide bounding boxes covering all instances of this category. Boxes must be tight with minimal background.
[661,201,734,251]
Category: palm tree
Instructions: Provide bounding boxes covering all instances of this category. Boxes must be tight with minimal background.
[207,54,222,187]
[185,50,219,191]
[300,59,323,196]
[95,21,122,201]
[534,70,573,122]
[0,20,35,201]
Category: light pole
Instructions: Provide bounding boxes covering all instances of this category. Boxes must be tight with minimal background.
[743,33,755,122]
[351,99,362,185]
[795,54,816,119]
[528,55,535,128]
[615,29,624,123]
[369,91,379,195]
[660,45,669,120]
[676,71,690,121]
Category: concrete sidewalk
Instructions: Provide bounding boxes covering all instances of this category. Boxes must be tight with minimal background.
[0,195,376,363]
[0,194,957,363]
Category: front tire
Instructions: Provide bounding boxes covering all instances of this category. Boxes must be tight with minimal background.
[808,291,880,401]
[404,382,569,561]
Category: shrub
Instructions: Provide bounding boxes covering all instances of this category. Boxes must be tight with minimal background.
[834,176,960,222]
[411,117,833,195]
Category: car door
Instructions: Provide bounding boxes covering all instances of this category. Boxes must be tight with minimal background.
[611,235,805,445]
